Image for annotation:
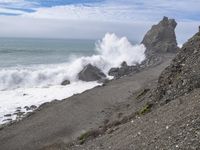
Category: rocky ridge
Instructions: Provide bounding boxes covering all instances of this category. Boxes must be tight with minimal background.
[155,28,200,103]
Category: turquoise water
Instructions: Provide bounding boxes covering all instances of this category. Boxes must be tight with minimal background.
[0,38,96,68]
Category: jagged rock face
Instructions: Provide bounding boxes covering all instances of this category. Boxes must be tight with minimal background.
[78,64,106,82]
[142,16,178,54]
[155,30,200,102]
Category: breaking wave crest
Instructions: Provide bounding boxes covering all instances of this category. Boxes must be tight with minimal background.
[0,33,146,90]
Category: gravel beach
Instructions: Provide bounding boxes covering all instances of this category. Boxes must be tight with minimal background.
[0,54,174,150]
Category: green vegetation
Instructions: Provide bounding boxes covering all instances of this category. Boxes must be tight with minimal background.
[139,103,153,115]
[136,88,150,100]
[78,131,91,144]
[78,130,100,145]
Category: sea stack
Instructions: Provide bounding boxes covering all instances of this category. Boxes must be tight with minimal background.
[141,16,179,54]
[108,17,179,79]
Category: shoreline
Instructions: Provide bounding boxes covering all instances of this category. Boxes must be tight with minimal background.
[0,81,101,125]
[0,53,175,150]
[0,52,163,127]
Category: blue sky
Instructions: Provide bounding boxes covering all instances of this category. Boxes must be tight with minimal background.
[0,0,199,43]
[1,0,200,21]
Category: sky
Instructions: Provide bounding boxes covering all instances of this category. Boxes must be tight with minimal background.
[0,0,199,43]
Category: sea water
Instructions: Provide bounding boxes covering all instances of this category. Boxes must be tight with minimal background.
[0,33,146,124]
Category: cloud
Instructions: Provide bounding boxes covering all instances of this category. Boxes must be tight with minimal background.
[0,15,199,44]
[23,3,133,21]
[0,0,37,15]
[0,0,24,3]
[0,0,199,22]
[0,15,149,40]
[0,0,199,43]
[20,0,200,22]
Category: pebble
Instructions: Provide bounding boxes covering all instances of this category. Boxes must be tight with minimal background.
[4,114,12,117]
[3,118,12,122]
[30,105,37,110]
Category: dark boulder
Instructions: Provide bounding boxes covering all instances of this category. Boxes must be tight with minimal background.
[141,16,179,54]
[121,61,128,67]
[78,64,106,82]
[108,67,120,77]
[4,114,11,117]
[30,105,37,110]
[98,78,110,86]
[108,61,139,78]
[61,80,70,86]
[155,28,200,102]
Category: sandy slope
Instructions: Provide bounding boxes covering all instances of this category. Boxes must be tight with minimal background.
[0,54,174,150]
[70,87,200,150]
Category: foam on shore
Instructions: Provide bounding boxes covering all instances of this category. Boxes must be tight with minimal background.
[0,33,146,124]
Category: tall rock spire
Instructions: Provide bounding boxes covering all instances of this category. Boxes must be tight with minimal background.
[141,16,179,54]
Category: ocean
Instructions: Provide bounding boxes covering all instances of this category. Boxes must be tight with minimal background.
[0,38,96,68]
[0,33,146,124]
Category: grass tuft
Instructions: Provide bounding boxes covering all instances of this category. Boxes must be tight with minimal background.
[139,103,153,115]
[78,130,101,145]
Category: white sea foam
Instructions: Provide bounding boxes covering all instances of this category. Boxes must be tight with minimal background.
[178,44,183,48]
[0,33,146,124]
[0,81,99,124]
[0,33,145,90]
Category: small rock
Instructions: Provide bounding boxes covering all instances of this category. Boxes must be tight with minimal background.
[61,80,70,86]
[121,61,128,67]
[24,106,30,111]
[108,61,139,78]
[97,78,109,85]
[30,105,37,110]
[16,112,25,116]
[15,109,21,113]
[4,114,12,117]
[3,118,12,122]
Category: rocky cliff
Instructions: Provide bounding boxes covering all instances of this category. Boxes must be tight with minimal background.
[155,27,200,103]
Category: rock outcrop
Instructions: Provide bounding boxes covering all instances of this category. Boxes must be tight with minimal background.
[78,64,106,82]
[108,61,139,78]
[155,28,200,102]
[141,16,179,54]
[108,17,178,79]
